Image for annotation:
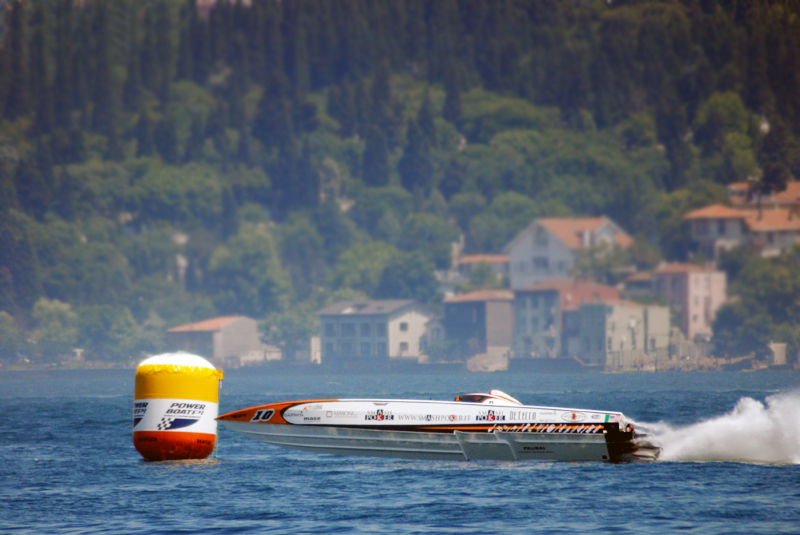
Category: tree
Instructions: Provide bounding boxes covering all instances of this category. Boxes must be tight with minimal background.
[78,305,144,361]
[0,311,20,360]
[4,1,30,119]
[30,298,77,362]
[277,214,326,300]
[399,213,458,269]
[0,209,42,313]
[362,125,389,187]
[155,115,180,164]
[207,227,292,317]
[136,112,156,157]
[398,120,434,194]
[328,242,399,296]
[261,304,317,362]
[374,251,440,305]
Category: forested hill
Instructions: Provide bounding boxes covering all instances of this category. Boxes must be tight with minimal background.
[1,0,799,362]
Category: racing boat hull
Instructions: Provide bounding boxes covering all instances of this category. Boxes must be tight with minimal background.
[217,392,657,463]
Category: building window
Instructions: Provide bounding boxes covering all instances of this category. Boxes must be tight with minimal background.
[376,323,387,337]
[597,338,603,351]
[524,337,533,351]
[360,323,371,337]
[531,318,539,331]
[377,342,387,356]
[360,342,371,356]
[400,322,408,332]
[717,220,725,235]
[341,323,356,336]
[607,338,612,350]
[533,257,549,271]
[767,232,774,244]
[631,335,636,349]
[531,296,538,309]
[650,338,655,350]
[325,342,335,355]
[340,341,355,354]
[325,323,336,337]
[558,261,565,273]
[399,341,409,352]
[692,314,698,323]
[671,278,681,292]
[584,336,591,351]
[695,220,709,236]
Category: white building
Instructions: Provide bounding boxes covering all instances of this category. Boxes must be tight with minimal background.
[576,300,670,369]
[316,300,433,364]
[503,217,634,289]
[166,316,270,367]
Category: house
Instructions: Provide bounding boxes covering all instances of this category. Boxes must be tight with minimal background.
[442,289,514,360]
[512,279,619,359]
[503,217,634,289]
[316,300,433,364]
[577,300,670,369]
[727,180,800,210]
[683,204,800,258]
[650,263,726,341]
[166,316,269,366]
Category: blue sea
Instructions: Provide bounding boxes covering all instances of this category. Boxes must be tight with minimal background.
[2,368,799,534]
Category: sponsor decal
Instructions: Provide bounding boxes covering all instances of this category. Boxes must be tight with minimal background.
[365,409,394,421]
[156,417,199,431]
[165,402,206,417]
[476,410,506,422]
[303,404,323,410]
[133,402,148,428]
[591,414,602,420]
[509,411,536,421]
[397,414,469,422]
[251,409,275,422]
[604,414,621,423]
[328,411,356,418]
[284,411,303,418]
[490,423,603,434]
[303,416,321,422]
[561,412,587,422]
[538,410,557,417]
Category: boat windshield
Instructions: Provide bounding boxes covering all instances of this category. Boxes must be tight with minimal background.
[454,394,493,403]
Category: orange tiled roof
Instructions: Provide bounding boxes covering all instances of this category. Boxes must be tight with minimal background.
[653,263,706,275]
[458,254,509,265]
[445,289,514,303]
[517,278,620,310]
[728,181,800,206]
[167,316,244,332]
[744,209,800,232]
[538,217,634,250]
[624,272,652,283]
[682,204,745,220]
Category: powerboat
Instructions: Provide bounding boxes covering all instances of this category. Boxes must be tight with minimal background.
[217,390,658,462]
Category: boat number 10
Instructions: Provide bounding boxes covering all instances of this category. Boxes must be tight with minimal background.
[251,409,275,422]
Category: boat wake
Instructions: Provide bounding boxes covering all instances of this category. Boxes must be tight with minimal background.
[634,391,800,464]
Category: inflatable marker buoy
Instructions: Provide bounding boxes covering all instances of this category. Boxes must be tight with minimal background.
[133,353,223,462]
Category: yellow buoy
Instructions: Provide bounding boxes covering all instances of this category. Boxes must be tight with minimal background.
[133,353,223,462]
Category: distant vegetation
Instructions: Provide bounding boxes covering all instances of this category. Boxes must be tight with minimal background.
[1,0,799,362]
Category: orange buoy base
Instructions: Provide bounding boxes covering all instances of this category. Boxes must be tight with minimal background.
[133,431,216,462]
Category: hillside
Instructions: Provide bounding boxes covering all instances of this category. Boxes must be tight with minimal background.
[1,0,799,363]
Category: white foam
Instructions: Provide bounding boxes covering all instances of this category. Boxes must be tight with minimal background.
[636,391,800,464]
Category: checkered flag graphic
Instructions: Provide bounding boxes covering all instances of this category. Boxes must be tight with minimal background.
[157,417,175,431]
